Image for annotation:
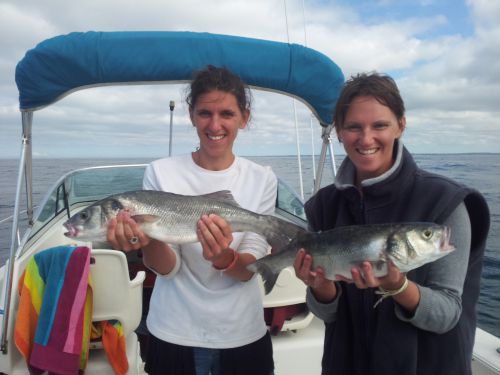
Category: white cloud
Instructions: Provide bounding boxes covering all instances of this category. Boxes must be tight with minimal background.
[467,0,500,28]
[0,0,499,158]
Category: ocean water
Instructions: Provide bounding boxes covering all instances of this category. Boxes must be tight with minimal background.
[0,154,499,338]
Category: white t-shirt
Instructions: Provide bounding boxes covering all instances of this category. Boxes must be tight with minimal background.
[143,154,277,348]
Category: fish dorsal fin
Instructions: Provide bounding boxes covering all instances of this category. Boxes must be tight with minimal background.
[200,190,241,207]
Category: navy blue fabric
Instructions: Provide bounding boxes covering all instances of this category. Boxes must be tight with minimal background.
[15,31,344,125]
[193,347,221,375]
[144,331,273,375]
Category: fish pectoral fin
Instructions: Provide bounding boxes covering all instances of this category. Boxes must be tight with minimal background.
[131,214,161,224]
[349,261,364,270]
[373,259,387,271]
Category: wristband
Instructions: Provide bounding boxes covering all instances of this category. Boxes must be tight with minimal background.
[373,276,409,308]
[213,249,239,272]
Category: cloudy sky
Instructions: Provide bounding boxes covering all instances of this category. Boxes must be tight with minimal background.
[1,0,499,159]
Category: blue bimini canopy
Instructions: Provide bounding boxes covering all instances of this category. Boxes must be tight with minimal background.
[16,31,344,125]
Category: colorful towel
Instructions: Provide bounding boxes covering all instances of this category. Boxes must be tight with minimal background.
[91,320,128,375]
[15,245,92,374]
[14,245,128,375]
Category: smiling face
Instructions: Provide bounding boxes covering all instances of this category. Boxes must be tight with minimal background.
[190,89,249,170]
[338,95,405,185]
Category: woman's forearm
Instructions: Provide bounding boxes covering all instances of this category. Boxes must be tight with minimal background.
[141,239,178,275]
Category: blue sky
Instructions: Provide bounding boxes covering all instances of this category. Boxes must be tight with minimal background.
[340,0,474,37]
[1,0,499,158]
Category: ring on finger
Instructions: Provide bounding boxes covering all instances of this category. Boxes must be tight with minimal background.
[129,236,139,245]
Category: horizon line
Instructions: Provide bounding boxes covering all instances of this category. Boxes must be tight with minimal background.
[1,151,500,160]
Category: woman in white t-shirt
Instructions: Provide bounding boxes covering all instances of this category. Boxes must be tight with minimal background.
[107,65,275,375]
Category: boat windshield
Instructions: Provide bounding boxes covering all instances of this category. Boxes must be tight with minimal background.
[29,165,306,242]
[30,165,146,240]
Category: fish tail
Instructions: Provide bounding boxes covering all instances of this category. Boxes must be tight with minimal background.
[248,260,280,295]
[263,216,306,253]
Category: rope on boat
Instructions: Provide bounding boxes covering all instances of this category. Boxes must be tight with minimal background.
[284,0,305,200]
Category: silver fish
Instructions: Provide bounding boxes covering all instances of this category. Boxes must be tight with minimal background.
[63,189,305,250]
[248,222,455,294]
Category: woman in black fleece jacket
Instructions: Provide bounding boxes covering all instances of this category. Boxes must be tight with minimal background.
[294,72,490,375]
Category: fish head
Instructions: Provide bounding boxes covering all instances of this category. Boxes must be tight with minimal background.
[387,223,456,272]
[63,197,124,241]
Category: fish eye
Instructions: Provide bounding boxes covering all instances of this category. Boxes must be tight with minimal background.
[79,211,89,220]
[423,229,433,239]
[111,199,122,211]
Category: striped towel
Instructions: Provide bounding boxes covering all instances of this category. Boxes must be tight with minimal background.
[14,245,129,374]
[91,320,128,375]
[14,245,92,374]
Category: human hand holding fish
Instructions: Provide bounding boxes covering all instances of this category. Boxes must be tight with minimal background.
[340,260,405,290]
[294,248,338,303]
[197,214,234,263]
[107,210,151,251]
[341,260,419,309]
[293,249,406,304]
[197,213,258,280]
[294,247,418,309]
